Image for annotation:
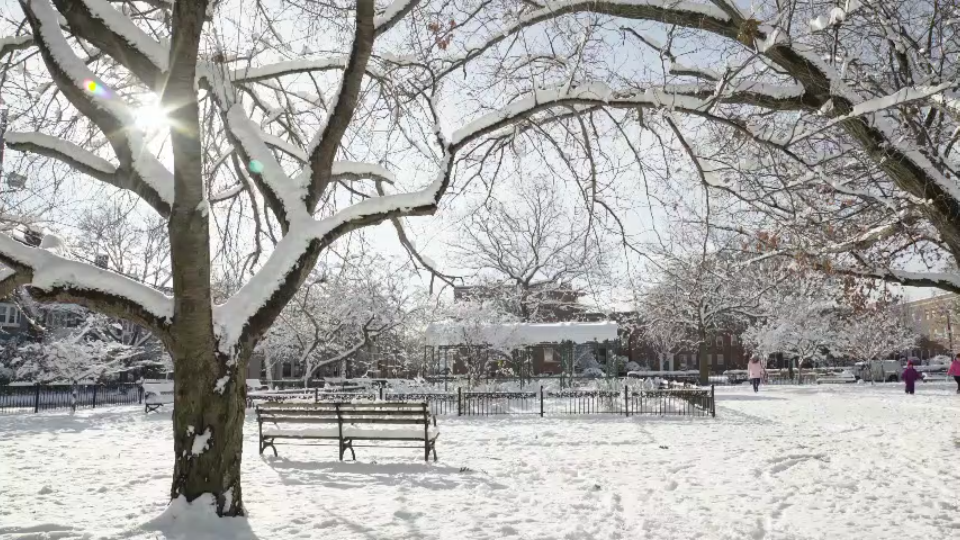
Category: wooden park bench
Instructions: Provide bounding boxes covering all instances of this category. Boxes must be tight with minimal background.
[255,402,439,462]
[143,383,174,413]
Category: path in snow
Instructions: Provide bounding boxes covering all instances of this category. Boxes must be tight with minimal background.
[0,383,958,539]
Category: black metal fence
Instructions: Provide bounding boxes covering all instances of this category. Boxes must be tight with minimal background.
[248,385,716,418]
[0,384,143,414]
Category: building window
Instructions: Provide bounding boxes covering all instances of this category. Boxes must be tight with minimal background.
[282,362,292,378]
[0,304,21,327]
[717,354,725,366]
[543,347,558,364]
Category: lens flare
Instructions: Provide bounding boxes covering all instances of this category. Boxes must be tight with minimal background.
[249,160,264,174]
[83,79,109,98]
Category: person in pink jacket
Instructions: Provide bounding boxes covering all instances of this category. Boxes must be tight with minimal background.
[948,354,960,394]
[747,356,765,393]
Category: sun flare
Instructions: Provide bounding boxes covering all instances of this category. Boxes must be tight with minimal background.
[134,102,170,132]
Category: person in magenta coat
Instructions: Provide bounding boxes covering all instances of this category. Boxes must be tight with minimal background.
[902,361,921,395]
[948,354,960,394]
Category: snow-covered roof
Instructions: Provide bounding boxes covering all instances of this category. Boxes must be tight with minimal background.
[424,322,618,347]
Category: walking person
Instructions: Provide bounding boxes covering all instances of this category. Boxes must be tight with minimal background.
[902,361,921,395]
[948,354,960,394]
[747,356,765,393]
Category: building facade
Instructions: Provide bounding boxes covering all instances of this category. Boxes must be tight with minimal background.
[896,294,958,358]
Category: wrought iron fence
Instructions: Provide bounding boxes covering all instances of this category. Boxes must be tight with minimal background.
[248,385,716,418]
[0,384,143,414]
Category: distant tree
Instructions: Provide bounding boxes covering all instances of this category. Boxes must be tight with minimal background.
[453,179,608,322]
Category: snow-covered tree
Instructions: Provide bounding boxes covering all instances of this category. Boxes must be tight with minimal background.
[3,0,956,518]
[1,0,601,515]
[640,240,789,383]
[11,311,169,383]
[453,178,608,322]
[837,302,918,363]
[258,251,421,385]
[429,299,523,380]
[743,297,838,375]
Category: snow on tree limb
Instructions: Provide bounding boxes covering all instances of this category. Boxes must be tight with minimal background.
[228,57,386,84]
[331,161,397,184]
[374,0,420,34]
[441,0,731,76]
[0,35,33,57]
[68,0,170,80]
[214,153,454,354]
[448,81,808,148]
[0,233,173,327]
[305,0,377,209]
[20,0,174,215]
[225,105,309,222]
[5,132,118,177]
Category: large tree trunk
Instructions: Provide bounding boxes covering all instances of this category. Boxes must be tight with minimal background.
[163,0,245,518]
[698,327,709,386]
[170,346,248,516]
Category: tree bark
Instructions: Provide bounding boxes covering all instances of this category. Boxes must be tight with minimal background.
[170,348,248,516]
[162,0,246,518]
[698,327,709,386]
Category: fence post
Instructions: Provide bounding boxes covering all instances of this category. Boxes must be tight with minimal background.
[710,384,717,418]
[539,385,544,417]
[314,387,319,404]
[138,385,144,404]
[624,385,629,417]
[34,383,40,413]
[379,385,384,401]
[92,385,98,408]
[457,387,462,417]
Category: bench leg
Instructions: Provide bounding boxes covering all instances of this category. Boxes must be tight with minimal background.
[260,438,277,457]
[339,439,355,461]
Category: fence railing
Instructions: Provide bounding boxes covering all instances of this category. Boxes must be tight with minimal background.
[248,385,716,418]
[0,383,143,413]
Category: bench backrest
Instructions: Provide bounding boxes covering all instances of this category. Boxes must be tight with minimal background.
[257,402,432,426]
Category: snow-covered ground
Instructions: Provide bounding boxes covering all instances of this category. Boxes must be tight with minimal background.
[1,383,958,539]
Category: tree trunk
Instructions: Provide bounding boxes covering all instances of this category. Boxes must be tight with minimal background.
[788,357,795,379]
[698,328,709,386]
[170,346,248,516]
[163,0,244,518]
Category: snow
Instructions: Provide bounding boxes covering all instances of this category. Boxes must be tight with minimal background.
[230,58,348,83]
[29,0,174,206]
[263,425,440,439]
[331,161,397,183]
[79,0,170,72]
[0,35,32,50]
[425,321,618,346]
[2,384,958,539]
[374,0,416,29]
[191,427,213,456]
[3,133,110,174]
[0,233,174,322]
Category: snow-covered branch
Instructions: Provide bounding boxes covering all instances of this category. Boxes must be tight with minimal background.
[0,35,32,57]
[229,57,386,84]
[20,0,174,216]
[60,0,169,86]
[214,153,454,354]
[374,0,420,34]
[0,233,173,331]
[305,0,377,208]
